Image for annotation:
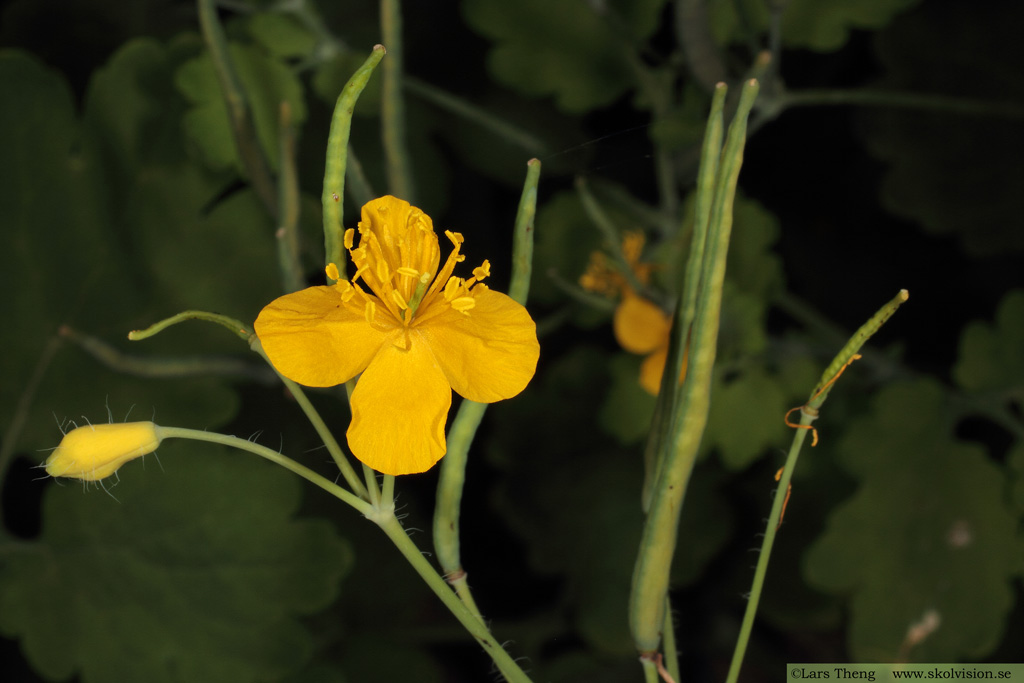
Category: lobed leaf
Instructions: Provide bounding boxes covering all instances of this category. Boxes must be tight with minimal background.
[0,442,353,683]
[803,379,1022,661]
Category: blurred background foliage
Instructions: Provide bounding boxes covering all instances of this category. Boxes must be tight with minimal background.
[1,0,1022,681]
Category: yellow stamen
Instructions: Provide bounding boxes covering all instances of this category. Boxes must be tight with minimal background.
[391,290,409,310]
[376,260,390,284]
[472,261,490,281]
[451,297,476,313]
[326,263,342,281]
[396,267,420,278]
[364,300,377,324]
[343,229,355,250]
[443,277,462,301]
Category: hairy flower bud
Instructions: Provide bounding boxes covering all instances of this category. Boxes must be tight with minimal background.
[45,422,163,481]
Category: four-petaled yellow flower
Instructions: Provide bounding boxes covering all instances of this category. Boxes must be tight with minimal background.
[580,231,684,395]
[255,196,540,476]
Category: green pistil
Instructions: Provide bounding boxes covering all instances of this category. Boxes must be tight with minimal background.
[406,273,433,318]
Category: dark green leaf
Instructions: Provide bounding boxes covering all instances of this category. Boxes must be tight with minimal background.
[804,379,1022,661]
[461,0,667,112]
[953,290,1024,394]
[0,442,353,683]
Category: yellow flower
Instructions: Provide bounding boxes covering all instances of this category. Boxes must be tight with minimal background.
[580,232,685,395]
[255,196,540,476]
[614,293,675,395]
[45,422,163,481]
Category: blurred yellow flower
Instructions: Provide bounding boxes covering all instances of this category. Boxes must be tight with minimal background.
[45,422,163,481]
[255,196,540,476]
[580,231,684,395]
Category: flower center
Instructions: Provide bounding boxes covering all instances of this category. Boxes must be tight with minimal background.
[331,198,491,328]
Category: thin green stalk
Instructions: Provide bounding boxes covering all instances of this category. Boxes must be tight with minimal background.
[128,310,252,342]
[725,289,909,683]
[661,596,681,682]
[363,463,381,507]
[575,177,649,298]
[156,426,372,515]
[725,412,810,683]
[0,334,62,514]
[372,511,534,682]
[380,474,395,509]
[640,657,660,683]
[380,0,415,201]
[155,429,530,681]
[276,100,304,294]
[770,88,1024,121]
[64,325,274,384]
[249,338,368,499]
[323,45,386,279]
[128,311,367,499]
[432,160,541,621]
[196,0,278,217]
[405,77,546,155]
[629,80,759,656]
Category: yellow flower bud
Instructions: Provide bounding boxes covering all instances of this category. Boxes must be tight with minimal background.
[45,422,163,481]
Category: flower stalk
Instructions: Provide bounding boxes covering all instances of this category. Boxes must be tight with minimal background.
[725,289,909,683]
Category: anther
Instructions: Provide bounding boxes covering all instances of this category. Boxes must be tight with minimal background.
[451,297,475,313]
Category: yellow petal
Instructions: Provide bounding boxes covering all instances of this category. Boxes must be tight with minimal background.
[613,294,671,354]
[639,343,688,396]
[255,286,393,387]
[418,288,539,403]
[640,347,668,396]
[347,338,451,475]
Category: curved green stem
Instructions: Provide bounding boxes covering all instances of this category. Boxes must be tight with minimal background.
[372,510,534,683]
[156,426,372,515]
[380,0,415,201]
[323,45,386,278]
[725,289,910,683]
[128,311,367,499]
[725,412,810,683]
[128,310,252,342]
[0,333,62,518]
[405,77,546,155]
[249,338,368,499]
[64,325,274,383]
